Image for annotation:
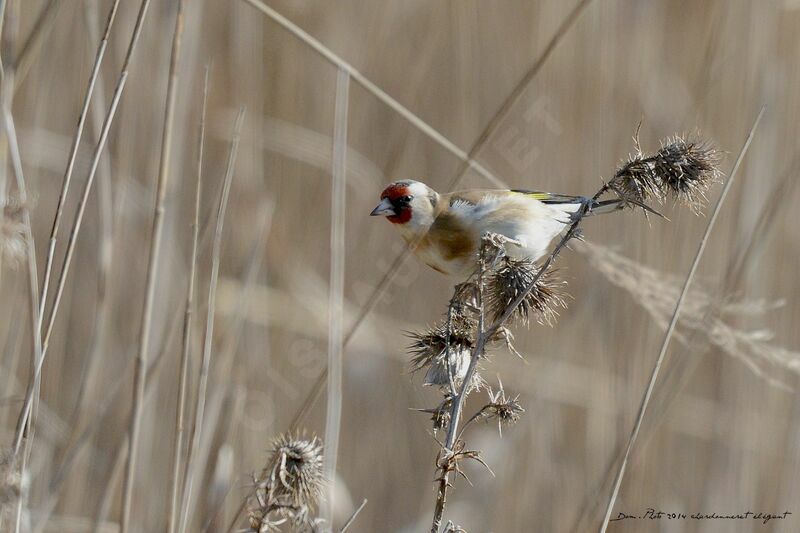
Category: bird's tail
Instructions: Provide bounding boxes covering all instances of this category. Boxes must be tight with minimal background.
[586,198,625,216]
[518,190,624,216]
[544,195,625,221]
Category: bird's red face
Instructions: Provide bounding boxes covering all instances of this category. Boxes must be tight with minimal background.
[370,184,414,224]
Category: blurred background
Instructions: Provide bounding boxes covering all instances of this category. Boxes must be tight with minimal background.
[1,0,799,531]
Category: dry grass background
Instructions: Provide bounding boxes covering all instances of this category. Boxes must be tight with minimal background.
[1,0,800,531]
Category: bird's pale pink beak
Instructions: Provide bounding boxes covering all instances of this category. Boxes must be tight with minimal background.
[370,197,396,216]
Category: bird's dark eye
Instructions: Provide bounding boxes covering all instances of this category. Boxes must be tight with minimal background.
[401,195,413,203]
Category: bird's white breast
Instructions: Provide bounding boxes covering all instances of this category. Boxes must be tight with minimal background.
[457,194,575,264]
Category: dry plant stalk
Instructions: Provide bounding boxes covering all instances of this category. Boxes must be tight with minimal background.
[121,0,186,529]
[2,87,42,533]
[168,65,209,533]
[11,0,151,488]
[407,132,723,532]
[1,7,44,529]
[322,67,350,525]
[179,106,247,533]
[38,0,121,324]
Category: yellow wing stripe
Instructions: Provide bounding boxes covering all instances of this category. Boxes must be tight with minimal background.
[527,192,552,201]
[509,189,551,200]
[509,189,579,203]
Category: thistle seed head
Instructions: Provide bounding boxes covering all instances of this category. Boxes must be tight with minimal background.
[407,309,481,387]
[610,154,664,206]
[262,434,324,509]
[480,384,524,435]
[248,434,325,532]
[653,137,722,211]
[485,257,568,326]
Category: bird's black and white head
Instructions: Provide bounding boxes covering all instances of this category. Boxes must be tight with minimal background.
[370,180,439,235]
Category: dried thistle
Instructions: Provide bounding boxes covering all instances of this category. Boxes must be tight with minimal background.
[485,256,567,326]
[264,434,324,507]
[407,309,480,388]
[653,137,722,209]
[475,382,524,436]
[610,152,664,206]
[248,434,325,532]
[611,135,721,212]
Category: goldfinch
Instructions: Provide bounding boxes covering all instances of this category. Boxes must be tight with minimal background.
[370,180,623,277]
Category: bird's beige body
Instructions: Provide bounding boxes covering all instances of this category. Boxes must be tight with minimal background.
[391,185,579,277]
